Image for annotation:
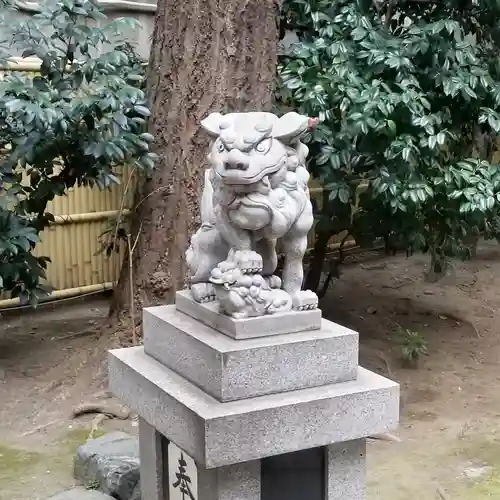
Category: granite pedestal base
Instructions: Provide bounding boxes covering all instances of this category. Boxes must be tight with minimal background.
[109,291,399,500]
[143,305,359,401]
[137,418,366,500]
[176,289,322,339]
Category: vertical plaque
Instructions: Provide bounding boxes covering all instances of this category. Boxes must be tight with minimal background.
[168,441,198,500]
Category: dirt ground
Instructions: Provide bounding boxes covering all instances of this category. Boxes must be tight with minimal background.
[1,242,500,500]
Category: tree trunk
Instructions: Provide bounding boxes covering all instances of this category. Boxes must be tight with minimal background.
[109,0,280,321]
[304,231,331,294]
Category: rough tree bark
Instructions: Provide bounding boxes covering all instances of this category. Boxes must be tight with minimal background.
[109,0,280,321]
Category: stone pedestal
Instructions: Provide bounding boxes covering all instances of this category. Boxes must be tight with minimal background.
[109,291,399,500]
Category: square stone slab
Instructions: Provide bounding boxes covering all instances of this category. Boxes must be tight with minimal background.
[143,305,359,401]
[109,347,399,468]
[175,289,322,339]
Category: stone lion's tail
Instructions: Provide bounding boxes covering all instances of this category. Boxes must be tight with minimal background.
[200,169,216,226]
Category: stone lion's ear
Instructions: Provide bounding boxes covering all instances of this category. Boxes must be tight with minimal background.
[272,112,310,143]
[201,112,225,137]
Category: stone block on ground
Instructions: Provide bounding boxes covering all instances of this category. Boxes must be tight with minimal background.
[74,432,140,500]
[47,487,115,499]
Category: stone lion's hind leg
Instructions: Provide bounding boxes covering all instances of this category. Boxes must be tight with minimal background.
[281,234,317,310]
[281,204,318,311]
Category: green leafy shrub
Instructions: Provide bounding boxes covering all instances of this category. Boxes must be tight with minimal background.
[279,0,500,292]
[0,0,155,304]
[395,327,428,367]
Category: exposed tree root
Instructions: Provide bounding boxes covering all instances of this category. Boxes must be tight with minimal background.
[88,414,108,440]
[71,402,131,420]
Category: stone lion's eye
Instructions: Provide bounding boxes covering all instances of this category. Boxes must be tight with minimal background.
[217,141,226,153]
[255,138,272,154]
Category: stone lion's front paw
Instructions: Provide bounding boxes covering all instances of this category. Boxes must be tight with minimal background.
[191,282,216,303]
[232,250,263,274]
[292,290,318,311]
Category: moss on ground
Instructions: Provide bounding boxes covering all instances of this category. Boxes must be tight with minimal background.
[454,436,500,499]
[0,444,41,478]
[0,427,112,499]
[470,471,500,497]
[0,443,43,497]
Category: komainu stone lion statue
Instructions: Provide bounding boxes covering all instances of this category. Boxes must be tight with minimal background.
[185,111,319,318]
